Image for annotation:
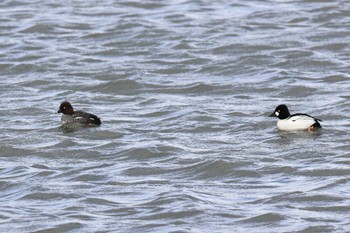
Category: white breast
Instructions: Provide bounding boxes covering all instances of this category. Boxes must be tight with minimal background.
[277,115,315,131]
[61,115,74,125]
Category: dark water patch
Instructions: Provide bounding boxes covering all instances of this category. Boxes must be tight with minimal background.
[242,212,285,223]
[31,222,83,233]
[19,192,79,201]
[321,74,350,83]
[294,225,335,233]
[80,80,144,95]
[298,168,350,177]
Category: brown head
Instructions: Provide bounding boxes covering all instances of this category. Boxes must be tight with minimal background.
[58,101,74,115]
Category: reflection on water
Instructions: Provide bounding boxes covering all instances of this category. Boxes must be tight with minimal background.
[277,129,323,143]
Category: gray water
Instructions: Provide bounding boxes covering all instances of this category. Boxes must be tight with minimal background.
[1,0,350,232]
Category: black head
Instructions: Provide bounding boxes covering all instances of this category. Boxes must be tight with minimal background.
[58,101,74,115]
[269,104,290,119]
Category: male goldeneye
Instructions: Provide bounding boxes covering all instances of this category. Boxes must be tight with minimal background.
[269,104,321,132]
[58,101,101,126]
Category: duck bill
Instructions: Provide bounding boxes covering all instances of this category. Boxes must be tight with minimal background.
[57,109,62,113]
[269,112,276,117]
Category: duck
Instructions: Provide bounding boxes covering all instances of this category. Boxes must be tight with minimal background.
[269,104,321,132]
[57,101,101,126]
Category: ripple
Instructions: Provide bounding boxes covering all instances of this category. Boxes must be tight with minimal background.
[1,0,350,232]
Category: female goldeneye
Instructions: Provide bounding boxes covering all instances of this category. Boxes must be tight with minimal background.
[58,101,101,126]
[269,104,322,132]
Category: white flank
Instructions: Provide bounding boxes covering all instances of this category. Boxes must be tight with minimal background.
[277,115,316,131]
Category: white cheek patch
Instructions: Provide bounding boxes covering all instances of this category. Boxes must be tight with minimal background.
[275,112,279,117]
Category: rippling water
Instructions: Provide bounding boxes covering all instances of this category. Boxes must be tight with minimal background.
[1,0,350,232]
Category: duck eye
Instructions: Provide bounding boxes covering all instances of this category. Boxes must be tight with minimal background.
[278,110,280,112]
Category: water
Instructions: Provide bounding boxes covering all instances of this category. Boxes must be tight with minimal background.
[1,0,350,232]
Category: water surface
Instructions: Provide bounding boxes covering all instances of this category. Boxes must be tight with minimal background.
[1,0,350,232]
